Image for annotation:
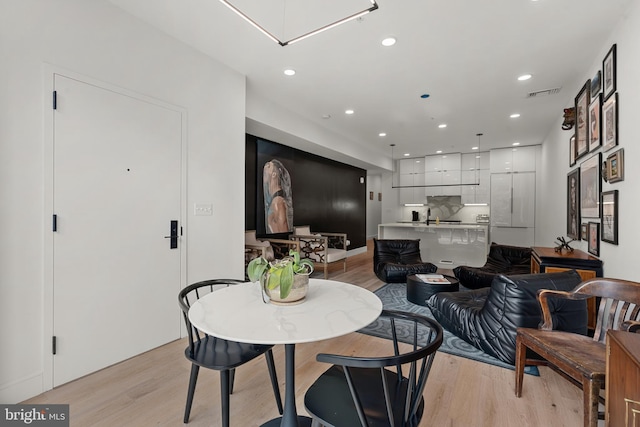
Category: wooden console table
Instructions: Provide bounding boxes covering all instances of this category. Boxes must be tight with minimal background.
[530,246,603,330]
[606,330,640,426]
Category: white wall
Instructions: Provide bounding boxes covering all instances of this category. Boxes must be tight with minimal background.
[537,0,640,281]
[0,0,246,402]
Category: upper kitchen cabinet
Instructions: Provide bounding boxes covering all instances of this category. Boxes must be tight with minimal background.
[461,152,490,204]
[397,157,426,204]
[490,146,537,173]
[424,153,461,196]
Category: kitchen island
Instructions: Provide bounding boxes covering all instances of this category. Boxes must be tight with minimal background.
[378,222,488,269]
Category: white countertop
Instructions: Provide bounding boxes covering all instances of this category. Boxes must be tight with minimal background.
[380,222,488,229]
[188,279,383,345]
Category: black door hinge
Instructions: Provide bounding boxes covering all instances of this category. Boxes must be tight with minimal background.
[52,214,57,232]
[53,91,57,110]
[52,336,57,355]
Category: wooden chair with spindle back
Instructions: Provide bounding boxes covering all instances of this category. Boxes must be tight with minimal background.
[514,277,640,427]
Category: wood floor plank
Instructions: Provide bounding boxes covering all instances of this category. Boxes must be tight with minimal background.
[23,239,586,426]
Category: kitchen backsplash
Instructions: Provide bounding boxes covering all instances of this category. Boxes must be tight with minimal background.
[400,204,489,223]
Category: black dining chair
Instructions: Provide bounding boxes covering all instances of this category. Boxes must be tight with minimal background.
[178,279,283,426]
[303,309,443,427]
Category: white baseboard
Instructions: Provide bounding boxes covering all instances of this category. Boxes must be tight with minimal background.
[0,371,44,403]
[347,246,367,256]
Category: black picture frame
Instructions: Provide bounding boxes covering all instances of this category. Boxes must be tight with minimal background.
[588,94,602,152]
[603,44,617,101]
[574,80,590,160]
[567,169,580,240]
[590,70,601,99]
[580,153,601,219]
[569,135,577,167]
[603,93,619,152]
[588,222,600,256]
[601,190,618,245]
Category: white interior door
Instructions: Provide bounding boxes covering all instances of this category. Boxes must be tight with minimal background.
[51,74,183,387]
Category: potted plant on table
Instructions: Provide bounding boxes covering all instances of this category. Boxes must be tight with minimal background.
[247,250,314,304]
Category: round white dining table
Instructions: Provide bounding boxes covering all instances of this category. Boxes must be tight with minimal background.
[188,278,383,427]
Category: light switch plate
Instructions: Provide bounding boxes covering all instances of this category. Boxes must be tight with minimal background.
[194,203,213,216]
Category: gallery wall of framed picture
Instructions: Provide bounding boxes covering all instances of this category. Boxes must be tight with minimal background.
[566,43,622,255]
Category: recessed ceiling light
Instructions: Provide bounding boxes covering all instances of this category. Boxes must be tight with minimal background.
[518,74,532,81]
[436,150,442,154]
[379,132,387,137]
[403,153,410,157]
[438,124,447,128]
[381,37,396,47]
[283,68,296,76]
[322,114,331,119]
[415,160,421,163]
[472,146,479,150]
[510,113,521,118]
[512,142,521,146]
[345,109,354,115]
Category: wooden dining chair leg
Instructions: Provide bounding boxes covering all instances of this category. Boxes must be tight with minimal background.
[220,369,231,427]
[514,335,527,397]
[264,349,283,414]
[583,377,601,427]
[183,364,200,423]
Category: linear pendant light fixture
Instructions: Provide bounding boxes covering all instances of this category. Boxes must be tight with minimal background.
[219,0,379,46]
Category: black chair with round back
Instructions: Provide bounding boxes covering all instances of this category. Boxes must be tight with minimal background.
[373,238,437,283]
[303,309,443,427]
[178,279,283,426]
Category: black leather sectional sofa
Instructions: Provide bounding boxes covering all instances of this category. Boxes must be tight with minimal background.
[426,269,587,365]
[453,242,532,289]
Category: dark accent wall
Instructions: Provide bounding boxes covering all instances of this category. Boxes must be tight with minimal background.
[245,134,366,249]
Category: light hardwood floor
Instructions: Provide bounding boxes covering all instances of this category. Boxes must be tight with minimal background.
[24,240,587,426]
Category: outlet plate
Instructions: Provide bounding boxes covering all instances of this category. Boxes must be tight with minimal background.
[194,203,213,216]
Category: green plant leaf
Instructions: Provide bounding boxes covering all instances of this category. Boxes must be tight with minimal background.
[267,268,281,290]
[279,264,294,299]
[290,249,301,265]
[247,257,269,282]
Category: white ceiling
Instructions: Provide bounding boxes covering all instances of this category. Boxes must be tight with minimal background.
[108,0,633,169]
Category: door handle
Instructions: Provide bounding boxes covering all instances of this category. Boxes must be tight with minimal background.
[164,220,178,249]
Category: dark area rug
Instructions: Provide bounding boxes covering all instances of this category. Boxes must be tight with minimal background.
[359,282,539,376]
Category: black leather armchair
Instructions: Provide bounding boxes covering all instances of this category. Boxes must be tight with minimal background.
[426,270,587,365]
[373,238,437,283]
[453,242,532,289]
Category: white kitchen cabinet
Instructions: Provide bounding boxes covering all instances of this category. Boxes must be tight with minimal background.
[490,146,537,173]
[424,153,461,196]
[490,171,535,246]
[490,172,535,227]
[461,152,489,204]
[397,158,426,204]
[461,169,490,204]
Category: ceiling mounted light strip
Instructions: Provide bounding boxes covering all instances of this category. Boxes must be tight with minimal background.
[219,0,379,47]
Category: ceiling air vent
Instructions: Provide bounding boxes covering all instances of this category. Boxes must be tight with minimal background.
[526,87,562,98]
